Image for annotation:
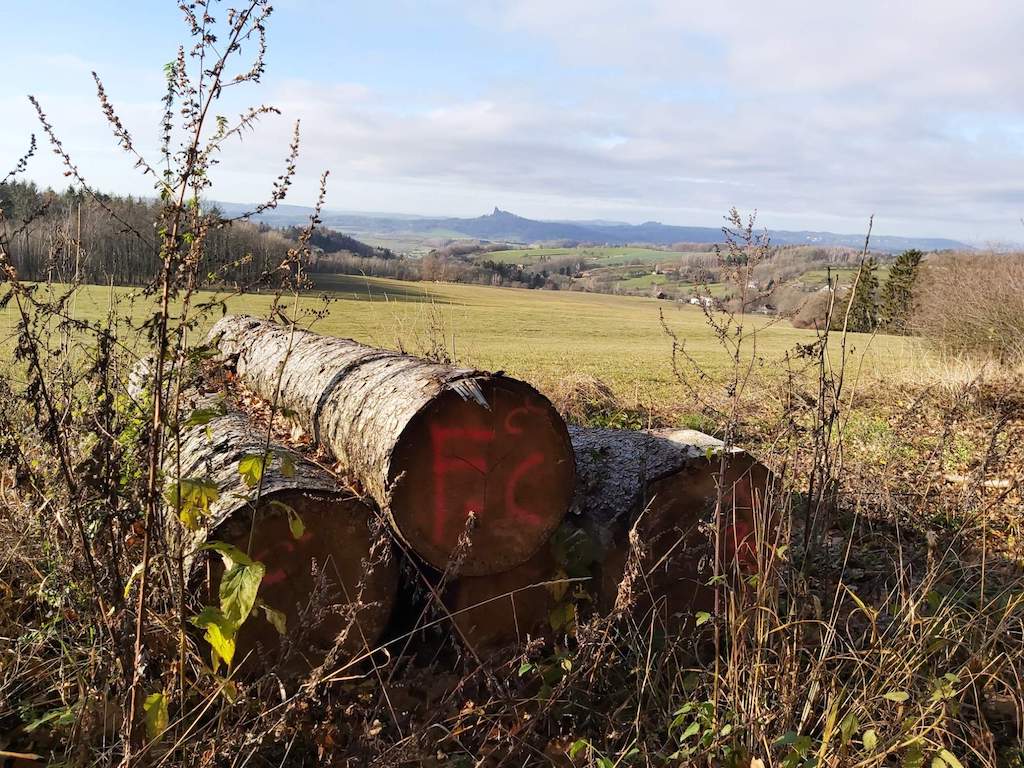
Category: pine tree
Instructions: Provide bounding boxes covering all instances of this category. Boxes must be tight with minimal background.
[844,257,879,332]
[880,249,923,333]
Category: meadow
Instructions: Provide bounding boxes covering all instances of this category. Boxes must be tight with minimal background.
[477,245,699,267]
[12,273,925,409]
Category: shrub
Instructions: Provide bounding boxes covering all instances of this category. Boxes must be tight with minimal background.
[914,252,1024,363]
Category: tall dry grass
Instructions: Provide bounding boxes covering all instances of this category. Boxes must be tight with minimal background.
[914,252,1024,365]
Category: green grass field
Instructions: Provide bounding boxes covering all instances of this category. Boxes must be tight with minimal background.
[5,275,924,403]
[481,245,693,267]
[799,265,892,287]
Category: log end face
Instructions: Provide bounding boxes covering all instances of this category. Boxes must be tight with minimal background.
[599,452,772,632]
[445,544,560,650]
[213,490,397,673]
[389,376,575,576]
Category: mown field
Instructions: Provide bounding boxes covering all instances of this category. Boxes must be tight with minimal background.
[10,274,925,406]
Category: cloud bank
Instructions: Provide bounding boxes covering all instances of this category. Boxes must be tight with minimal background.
[3,1,1023,242]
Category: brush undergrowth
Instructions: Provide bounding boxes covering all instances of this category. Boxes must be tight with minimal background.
[1,4,1022,767]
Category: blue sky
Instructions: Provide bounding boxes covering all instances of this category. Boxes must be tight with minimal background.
[4,0,1024,243]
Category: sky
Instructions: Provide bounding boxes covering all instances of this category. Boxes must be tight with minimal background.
[3,0,1024,244]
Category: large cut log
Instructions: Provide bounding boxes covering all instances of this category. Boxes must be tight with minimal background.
[445,427,772,649]
[208,315,576,576]
[134,365,398,670]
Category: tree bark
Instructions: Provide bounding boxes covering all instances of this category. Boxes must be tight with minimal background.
[208,315,576,576]
[135,364,398,669]
[445,427,773,649]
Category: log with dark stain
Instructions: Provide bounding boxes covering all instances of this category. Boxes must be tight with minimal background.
[209,315,576,576]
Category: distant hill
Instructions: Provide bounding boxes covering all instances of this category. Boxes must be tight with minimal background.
[215,202,969,253]
[280,226,395,259]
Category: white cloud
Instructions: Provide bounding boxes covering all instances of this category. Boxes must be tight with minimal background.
[5,1,1024,242]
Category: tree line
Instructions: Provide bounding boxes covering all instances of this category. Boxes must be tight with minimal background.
[0,181,298,286]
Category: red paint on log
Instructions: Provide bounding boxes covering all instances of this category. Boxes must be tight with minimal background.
[213,491,398,673]
[390,379,574,573]
[210,316,575,575]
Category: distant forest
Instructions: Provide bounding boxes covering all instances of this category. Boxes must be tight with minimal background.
[0,181,899,322]
[0,182,392,287]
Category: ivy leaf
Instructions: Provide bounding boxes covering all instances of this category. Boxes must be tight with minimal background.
[238,453,267,488]
[191,606,237,671]
[696,611,712,626]
[143,692,169,741]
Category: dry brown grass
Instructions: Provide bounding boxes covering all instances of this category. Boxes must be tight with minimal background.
[914,252,1024,365]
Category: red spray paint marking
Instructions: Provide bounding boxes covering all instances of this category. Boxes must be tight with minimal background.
[429,420,549,548]
[504,451,545,527]
[255,530,314,587]
[722,518,757,574]
[503,404,548,435]
[430,424,493,546]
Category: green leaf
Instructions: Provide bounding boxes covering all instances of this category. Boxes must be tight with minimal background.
[259,600,287,635]
[124,560,145,600]
[862,728,877,752]
[191,606,237,671]
[238,453,267,488]
[548,602,576,632]
[596,758,614,768]
[165,477,219,531]
[775,731,799,747]
[220,560,265,626]
[903,741,925,768]
[840,713,859,745]
[143,692,168,741]
[568,739,589,759]
[695,611,711,626]
[549,523,599,577]
[678,721,701,742]
[883,691,910,703]
[278,452,296,478]
[183,404,224,428]
[287,508,305,539]
[25,706,76,733]
[517,661,534,677]
[937,749,963,768]
[198,540,257,568]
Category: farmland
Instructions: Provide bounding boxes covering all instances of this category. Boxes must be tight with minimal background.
[478,245,696,267]
[20,274,924,406]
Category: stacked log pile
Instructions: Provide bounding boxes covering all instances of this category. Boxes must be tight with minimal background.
[447,427,772,647]
[131,363,397,671]
[145,314,772,667]
[208,315,576,576]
